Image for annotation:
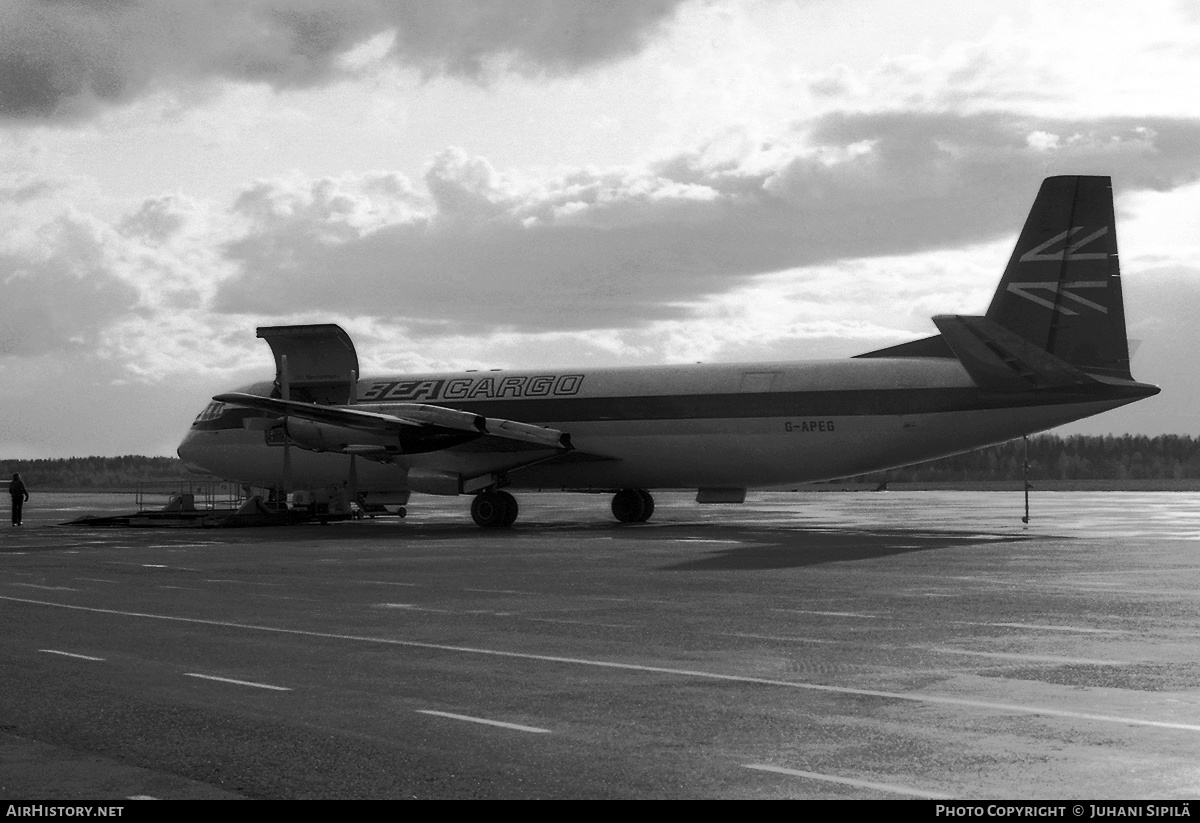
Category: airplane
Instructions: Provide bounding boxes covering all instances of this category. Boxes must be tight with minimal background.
[176,175,1159,527]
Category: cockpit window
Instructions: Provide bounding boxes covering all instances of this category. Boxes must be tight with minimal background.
[194,401,227,424]
[191,401,271,430]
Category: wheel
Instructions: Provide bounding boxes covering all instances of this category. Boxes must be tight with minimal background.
[471,490,515,528]
[471,491,505,528]
[498,491,519,527]
[635,489,655,522]
[611,488,647,523]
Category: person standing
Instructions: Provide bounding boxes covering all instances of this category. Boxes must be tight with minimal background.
[10,473,29,527]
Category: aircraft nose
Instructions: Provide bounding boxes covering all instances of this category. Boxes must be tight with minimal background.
[176,430,209,475]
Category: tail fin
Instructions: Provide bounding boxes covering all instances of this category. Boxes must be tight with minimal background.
[857,175,1135,381]
[985,175,1131,380]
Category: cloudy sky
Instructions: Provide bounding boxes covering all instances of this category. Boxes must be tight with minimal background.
[3,0,1200,458]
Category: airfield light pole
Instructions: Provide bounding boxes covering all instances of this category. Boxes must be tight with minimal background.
[1022,435,1031,524]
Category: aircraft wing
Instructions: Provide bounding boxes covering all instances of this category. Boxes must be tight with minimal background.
[213,392,573,452]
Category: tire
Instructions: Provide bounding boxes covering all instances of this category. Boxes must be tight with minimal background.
[611,488,647,523]
[471,490,516,528]
[471,491,506,528]
[498,491,519,527]
[635,489,655,522]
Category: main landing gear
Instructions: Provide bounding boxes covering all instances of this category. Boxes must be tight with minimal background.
[471,489,519,529]
[611,488,654,523]
[469,487,656,528]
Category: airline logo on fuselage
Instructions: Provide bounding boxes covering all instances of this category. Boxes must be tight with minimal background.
[362,374,585,403]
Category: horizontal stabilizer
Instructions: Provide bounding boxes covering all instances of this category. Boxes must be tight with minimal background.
[932,315,1100,392]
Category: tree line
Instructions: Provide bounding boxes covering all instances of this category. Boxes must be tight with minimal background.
[0,455,195,490]
[853,433,1200,483]
[4,434,1200,489]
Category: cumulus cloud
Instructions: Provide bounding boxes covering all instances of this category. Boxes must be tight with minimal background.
[0,176,57,204]
[0,0,685,121]
[0,191,243,363]
[11,110,1200,368]
[214,111,1200,332]
[0,213,141,357]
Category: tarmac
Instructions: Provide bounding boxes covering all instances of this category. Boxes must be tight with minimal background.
[2,489,1199,799]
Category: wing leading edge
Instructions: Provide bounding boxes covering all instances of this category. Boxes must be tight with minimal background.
[213,392,573,456]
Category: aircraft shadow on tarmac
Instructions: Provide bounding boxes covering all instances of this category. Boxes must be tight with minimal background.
[25,521,1029,573]
[652,527,1029,571]
[311,521,1032,571]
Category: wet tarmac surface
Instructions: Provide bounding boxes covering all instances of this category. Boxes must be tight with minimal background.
[2,490,1199,798]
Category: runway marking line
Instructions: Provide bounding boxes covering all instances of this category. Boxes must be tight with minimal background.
[774,608,877,619]
[102,562,201,572]
[955,621,1127,635]
[720,632,837,644]
[586,595,674,604]
[350,580,419,587]
[184,673,292,692]
[5,594,1200,734]
[525,617,635,629]
[464,587,540,595]
[217,580,285,588]
[416,710,551,734]
[920,646,1132,666]
[743,764,952,799]
[10,583,79,592]
[39,649,105,662]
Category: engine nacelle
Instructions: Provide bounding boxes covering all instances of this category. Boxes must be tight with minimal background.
[286,419,395,453]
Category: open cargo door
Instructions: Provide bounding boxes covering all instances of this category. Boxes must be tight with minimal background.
[257,324,360,404]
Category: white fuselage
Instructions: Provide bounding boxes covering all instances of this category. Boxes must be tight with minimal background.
[177,356,1139,495]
